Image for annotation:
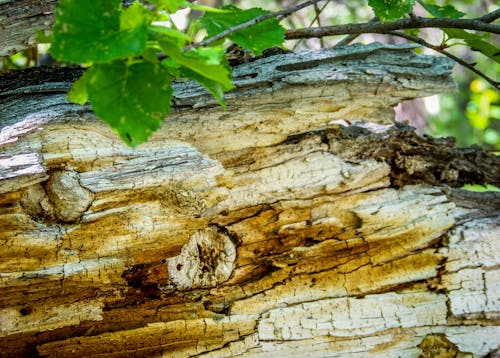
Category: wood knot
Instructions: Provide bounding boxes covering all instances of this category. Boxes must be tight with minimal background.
[418,333,464,358]
[166,226,236,290]
[21,170,93,222]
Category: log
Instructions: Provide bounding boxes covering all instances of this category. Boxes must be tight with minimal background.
[1,44,499,357]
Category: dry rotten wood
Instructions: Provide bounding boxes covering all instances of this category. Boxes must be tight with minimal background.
[0,45,499,357]
[0,0,57,58]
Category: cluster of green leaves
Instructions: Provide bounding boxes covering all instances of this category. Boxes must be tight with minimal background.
[48,0,285,146]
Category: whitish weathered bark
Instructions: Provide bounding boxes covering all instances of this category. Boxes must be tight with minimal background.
[0,0,57,58]
[0,44,499,357]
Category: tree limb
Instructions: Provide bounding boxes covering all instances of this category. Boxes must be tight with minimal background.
[184,0,325,51]
[285,14,500,39]
[386,31,500,92]
[478,8,500,23]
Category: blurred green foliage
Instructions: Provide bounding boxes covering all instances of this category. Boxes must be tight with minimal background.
[0,47,37,71]
[423,0,499,150]
[462,184,500,192]
[428,48,500,150]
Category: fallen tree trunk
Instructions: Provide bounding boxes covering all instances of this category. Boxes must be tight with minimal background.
[0,44,499,357]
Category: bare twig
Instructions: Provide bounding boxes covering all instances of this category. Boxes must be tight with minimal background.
[314,1,326,48]
[285,13,500,39]
[479,8,500,23]
[185,0,325,51]
[293,0,331,50]
[387,31,500,91]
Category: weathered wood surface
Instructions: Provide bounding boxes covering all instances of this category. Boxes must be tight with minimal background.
[1,45,499,357]
[0,0,57,58]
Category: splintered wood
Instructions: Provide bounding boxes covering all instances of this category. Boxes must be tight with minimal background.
[1,44,498,357]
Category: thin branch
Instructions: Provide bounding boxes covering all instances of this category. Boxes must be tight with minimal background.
[313,1,326,48]
[387,31,500,92]
[285,14,500,39]
[479,8,500,23]
[312,1,328,28]
[293,0,331,50]
[185,0,325,51]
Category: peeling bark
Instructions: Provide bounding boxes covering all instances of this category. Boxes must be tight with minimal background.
[0,45,499,357]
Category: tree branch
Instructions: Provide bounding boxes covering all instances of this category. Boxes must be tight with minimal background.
[185,0,325,51]
[479,8,500,23]
[285,14,500,39]
[293,0,332,50]
[387,31,500,92]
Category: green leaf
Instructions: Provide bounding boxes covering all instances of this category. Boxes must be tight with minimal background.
[148,0,229,13]
[149,25,192,46]
[417,1,465,19]
[184,46,226,66]
[159,40,234,90]
[35,29,53,43]
[368,0,415,22]
[186,3,230,13]
[142,47,161,64]
[51,0,151,63]
[200,5,285,55]
[180,67,228,107]
[159,41,234,107]
[120,1,151,30]
[161,57,182,77]
[446,29,500,64]
[67,69,91,105]
[85,61,173,146]
[147,0,184,13]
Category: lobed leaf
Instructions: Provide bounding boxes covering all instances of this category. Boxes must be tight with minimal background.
[368,0,415,22]
[159,40,234,90]
[85,61,173,146]
[417,1,465,19]
[200,5,285,55]
[51,0,151,63]
[180,67,228,107]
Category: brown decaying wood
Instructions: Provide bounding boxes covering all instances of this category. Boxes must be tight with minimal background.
[0,45,499,357]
